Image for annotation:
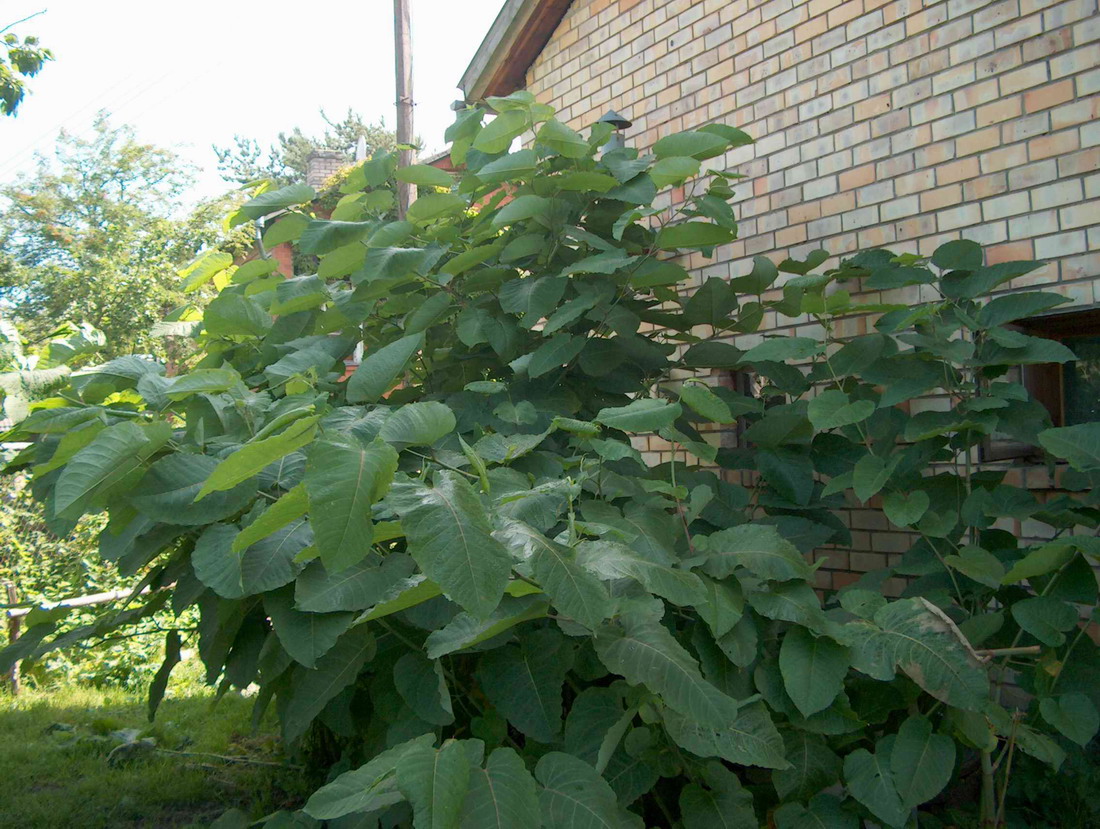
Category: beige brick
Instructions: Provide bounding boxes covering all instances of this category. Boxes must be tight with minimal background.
[1023,79,1076,112]
[1060,203,1097,229]
[920,184,963,211]
[1029,130,1081,159]
[976,95,1023,126]
[956,126,1001,156]
[937,157,980,185]
[1000,62,1050,95]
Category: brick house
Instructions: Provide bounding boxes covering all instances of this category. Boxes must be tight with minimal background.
[457,0,1100,587]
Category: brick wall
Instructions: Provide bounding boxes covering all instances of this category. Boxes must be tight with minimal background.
[306,150,347,190]
[524,0,1100,587]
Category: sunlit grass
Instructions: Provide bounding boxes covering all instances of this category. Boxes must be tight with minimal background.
[0,660,310,829]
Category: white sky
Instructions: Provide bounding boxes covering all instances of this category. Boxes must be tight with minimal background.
[0,0,505,201]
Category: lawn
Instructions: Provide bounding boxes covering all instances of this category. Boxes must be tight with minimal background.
[0,661,310,828]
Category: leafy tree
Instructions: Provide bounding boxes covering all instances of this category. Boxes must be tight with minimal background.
[1,12,52,117]
[3,95,1098,827]
[213,108,398,186]
[0,113,252,360]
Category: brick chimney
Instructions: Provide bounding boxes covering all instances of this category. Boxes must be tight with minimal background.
[305,149,345,190]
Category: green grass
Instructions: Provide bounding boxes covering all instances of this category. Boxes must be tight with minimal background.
[0,661,311,828]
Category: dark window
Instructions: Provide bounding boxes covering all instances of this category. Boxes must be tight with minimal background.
[982,306,1100,461]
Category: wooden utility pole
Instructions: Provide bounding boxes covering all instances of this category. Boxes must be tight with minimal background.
[394,0,414,219]
[4,581,19,695]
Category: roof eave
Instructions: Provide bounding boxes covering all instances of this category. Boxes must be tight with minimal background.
[459,0,573,102]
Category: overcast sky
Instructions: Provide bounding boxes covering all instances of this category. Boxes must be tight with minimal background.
[1,0,505,200]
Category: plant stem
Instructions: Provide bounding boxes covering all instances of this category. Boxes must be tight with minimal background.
[980,748,998,827]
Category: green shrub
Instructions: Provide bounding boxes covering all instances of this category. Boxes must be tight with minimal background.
[2,94,1097,827]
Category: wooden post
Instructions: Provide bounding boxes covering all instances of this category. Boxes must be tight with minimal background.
[4,581,19,695]
[394,0,414,219]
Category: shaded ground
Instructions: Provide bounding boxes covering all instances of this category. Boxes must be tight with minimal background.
[0,664,309,829]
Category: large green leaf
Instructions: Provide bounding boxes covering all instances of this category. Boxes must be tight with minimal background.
[396,164,454,187]
[232,483,308,552]
[299,219,372,255]
[283,625,376,743]
[476,628,573,742]
[235,183,315,223]
[424,595,550,658]
[1040,694,1100,746]
[528,334,586,377]
[305,436,398,572]
[407,193,467,224]
[304,734,434,819]
[774,794,857,829]
[702,524,811,581]
[595,611,740,726]
[654,222,733,250]
[379,401,457,447]
[535,752,642,829]
[263,589,353,669]
[203,293,272,337]
[495,521,612,630]
[807,390,874,429]
[394,651,455,726]
[499,276,566,327]
[843,598,989,710]
[779,628,849,717]
[577,540,705,607]
[773,731,841,801]
[396,739,473,829]
[1011,596,1078,646]
[679,382,734,423]
[473,110,528,154]
[662,702,788,769]
[346,333,424,404]
[679,763,756,829]
[196,416,320,500]
[391,471,513,618]
[192,521,307,599]
[130,453,256,526]
[843,744,907,828]
[1038,423,1100,471]
[595,398,682,432]
[536,119,589,158]
[889,715,955,808]
[54,421,171,518]
[460,748,541,829]
[295,554,418,612]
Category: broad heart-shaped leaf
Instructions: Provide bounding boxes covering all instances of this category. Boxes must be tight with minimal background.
[528,334,586,377]
[346,333,424,404]
[263,588,353,668]
[535,752,642,829]
[779,627,850,717]
[1010,595,1078,646]
[653,130,729,159]
[499,275,567,327]
[932,238,983,271]
[595,398,682,432]
[305,436,398,572]
[394,651,455,726]
[203,292,272,337]
[889,715,955,808]
[304,733,435,819]
[1040,693,1100,746]
[395,163,454,187]
[473,109,528,154]
[283,625,377,743]
[773,731,842,801]
[495,520,612,629]
[1038,423,1100,471]
[702,524,811,581]
[662,702,788,769]
[577,540,705,607]
[396,739,473,829]
[649,156,701,188]
[407,192,467,224]
[679,382,734,423]
[295,553,418,612]
[425,595,550,658]
[536,118,589,158]
[234,182,315,223]
[594,611,741,727]
[473,149,538,185]
[54,421,171,518]
[842,597,989,710]
[806,390,874,429]
[390,471,512,618]
[196,416,320,499]
[844,743,907,828]
[476,628,574,742]
[679,763,756,829]
[852,453,899,503]
[654,221,733,250]
[742,336,824,363]
[882,489,929,527]
[192,521,307,599]
[233,483,308,552]
[298,219,372,255]
[130,453,256,525]
[379,401,457,447]
[180,249,233,291]
[774,794,857,829]
[460,747,541,829]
